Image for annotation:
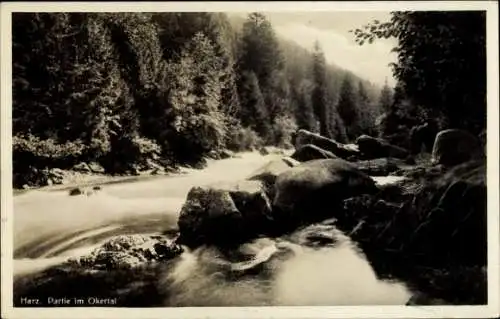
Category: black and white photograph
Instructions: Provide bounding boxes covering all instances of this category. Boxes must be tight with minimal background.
[1,1,499,318]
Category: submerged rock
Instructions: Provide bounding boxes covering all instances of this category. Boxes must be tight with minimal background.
[431,129,483,167]
[68,186,101,196]
[259,147,270,156]
[68,234,183,270]
[259,146,287,156]
[69,187,83,196]
[284,222,349,249]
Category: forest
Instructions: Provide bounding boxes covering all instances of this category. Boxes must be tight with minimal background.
[12,12,387,188]
[12,11,486,189]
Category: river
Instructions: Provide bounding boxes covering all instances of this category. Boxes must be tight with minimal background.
[12,152,412,307]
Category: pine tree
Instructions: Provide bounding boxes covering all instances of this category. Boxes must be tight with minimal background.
[311,41,330,137]
[337,75,359,141]
[356,81,376,135]
[291,79,317,132]
[238,12,288,139]
[237,71,272,140]
[239,13,284,86]
[161,32,227,163]
[379,80,394,114]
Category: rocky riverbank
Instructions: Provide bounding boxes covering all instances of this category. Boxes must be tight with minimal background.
[174,128,487,304]
[13,129,487,306]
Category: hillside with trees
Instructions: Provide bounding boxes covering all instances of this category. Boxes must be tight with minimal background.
[12,12,384,188]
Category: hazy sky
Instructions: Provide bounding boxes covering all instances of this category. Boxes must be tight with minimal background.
[237,12,397,86]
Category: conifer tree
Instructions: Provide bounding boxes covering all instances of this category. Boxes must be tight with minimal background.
[311,41,330,137]
[337,75,359,141]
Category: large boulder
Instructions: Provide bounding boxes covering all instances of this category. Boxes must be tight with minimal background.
[291,144,338,162]
[431,129,484,166]
[177,180,274,248]
[272,158,378,228]
[356,135,409,159]
[294,129,360,160]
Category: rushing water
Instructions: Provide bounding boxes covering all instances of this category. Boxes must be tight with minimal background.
[13,152,412,306]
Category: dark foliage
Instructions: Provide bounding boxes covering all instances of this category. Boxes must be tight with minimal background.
[353,11,486,141]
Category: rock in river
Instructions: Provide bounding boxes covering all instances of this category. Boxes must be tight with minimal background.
[177,180,274,248]
[68,234,183,270]
[291,144,338,162]
[294,129,360,160]
[356,135,409,160]
[272,158,378,228]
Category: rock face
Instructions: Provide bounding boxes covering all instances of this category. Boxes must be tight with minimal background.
[431,129,483,166]
[272,158,378,227]
[333,158,487,305]
[291,144,338,162]
[68,234,183,270]
[294,129,360,160]
[356,135,409,159]
[177,180,274,247]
